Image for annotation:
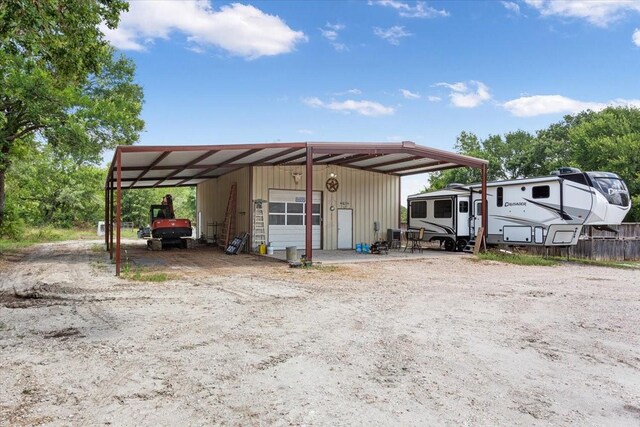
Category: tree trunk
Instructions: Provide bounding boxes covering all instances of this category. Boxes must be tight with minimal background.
[0,168,5,229]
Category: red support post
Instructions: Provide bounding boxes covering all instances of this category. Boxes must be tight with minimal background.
[116,150,122,276]
[305,146,313,263]
[110,185,114,260]
[105,187,109,251]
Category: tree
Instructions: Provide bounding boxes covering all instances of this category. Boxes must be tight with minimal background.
[0,0,144,228]
[6,146,105,228]
[427,131,536,191]
[423,107,640,222]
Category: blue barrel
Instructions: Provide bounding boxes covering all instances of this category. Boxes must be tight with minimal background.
[356,243,362,253]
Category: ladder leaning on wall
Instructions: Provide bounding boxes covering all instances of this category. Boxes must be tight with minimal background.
[253,199,267,251]
[222,183,237,248]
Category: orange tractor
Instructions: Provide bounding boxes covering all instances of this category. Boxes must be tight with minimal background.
[147,194,193,250]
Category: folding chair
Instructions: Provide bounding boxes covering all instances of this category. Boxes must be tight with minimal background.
[410,228,425,253]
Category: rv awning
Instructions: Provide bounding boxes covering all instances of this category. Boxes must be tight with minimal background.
[105,141,488,189]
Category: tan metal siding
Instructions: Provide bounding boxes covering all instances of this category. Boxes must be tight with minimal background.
[252,165,399,250]
[196,167,251,239]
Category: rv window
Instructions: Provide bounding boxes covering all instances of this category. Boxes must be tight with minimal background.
[459,201,469,213]
[562,173,588,186]
[411,201,427,218]
[497,187,503,207]
[532,185,550,199]
[434,200,452,218]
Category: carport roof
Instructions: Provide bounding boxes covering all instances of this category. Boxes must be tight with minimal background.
[106,141,488,189]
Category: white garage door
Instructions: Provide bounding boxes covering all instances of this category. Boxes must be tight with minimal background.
[268,190,321,250]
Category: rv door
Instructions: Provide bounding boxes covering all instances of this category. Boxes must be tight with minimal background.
[472,200,482,237]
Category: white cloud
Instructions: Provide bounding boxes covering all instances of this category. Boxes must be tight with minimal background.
[502,1,521,15]
[633,28,640,46]
[400,89,421,99]
[297,129,314,135]
[369,0,449,18]
[101,1,307,59]
[434,81,492,108]
[427,95,441,102]
[319,22,347,51]
[333,89,362,96]
[523,0,640,27]
[303,97,395,116]
[374,26,412,45]
[503,95,640,117]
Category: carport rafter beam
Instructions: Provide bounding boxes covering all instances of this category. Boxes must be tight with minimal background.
[393,163,462,176]
[312,153,341,163]
[276,151,307,165]
[328,153,381,165]
[383,160,447,174]
[259,147,303,164]
[403,147,487,169]
[152,149,221,187]
[173,150,262,186]
[367,155,422,169]
[129,151,171,189]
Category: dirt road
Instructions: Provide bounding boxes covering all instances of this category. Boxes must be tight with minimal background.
[1,241,639,425]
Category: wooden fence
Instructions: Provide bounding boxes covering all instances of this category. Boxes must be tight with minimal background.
[526,223,640,261]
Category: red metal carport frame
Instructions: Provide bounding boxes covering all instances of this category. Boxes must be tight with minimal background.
[105,141,488,275]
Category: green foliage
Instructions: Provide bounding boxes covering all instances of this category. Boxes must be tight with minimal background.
[0,0,143,227]
[122,266,174,282]
[122,187,196,227]
[400,205,407,223]
[427,107,640,221]
[476,251,559,266]
[5,146,105,228]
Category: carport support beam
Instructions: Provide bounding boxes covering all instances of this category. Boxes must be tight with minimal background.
[481,164,488,240]
[116,150,122,276]
[105,187,109,251]
[305,146,313,263]
[110,184,114,260]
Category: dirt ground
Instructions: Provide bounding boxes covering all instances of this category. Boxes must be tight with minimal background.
[1,240,639,426]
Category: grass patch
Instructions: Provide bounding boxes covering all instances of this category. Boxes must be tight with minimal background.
[90,243,106,252]
[555,257,640,270]
[476,250,560,267]
[121,265,174,282]
[0,227,137,254]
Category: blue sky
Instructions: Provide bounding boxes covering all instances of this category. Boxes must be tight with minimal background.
[102,0,640,201]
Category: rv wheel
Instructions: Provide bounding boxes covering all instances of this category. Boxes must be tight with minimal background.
[443,238,456,252]
[456,238,467,252]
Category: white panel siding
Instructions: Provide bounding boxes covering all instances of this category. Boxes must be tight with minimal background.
[196,168,251,241]
[252,165,399,250]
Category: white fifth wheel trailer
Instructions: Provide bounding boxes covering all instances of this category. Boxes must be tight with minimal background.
[407,168,631,251]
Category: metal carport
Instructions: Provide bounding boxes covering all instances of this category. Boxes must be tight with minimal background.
[105,141,488,275]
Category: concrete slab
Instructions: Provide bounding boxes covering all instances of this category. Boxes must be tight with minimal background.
[265,244,466,264]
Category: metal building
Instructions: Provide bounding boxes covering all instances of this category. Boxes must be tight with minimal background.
[105,141,488,275]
